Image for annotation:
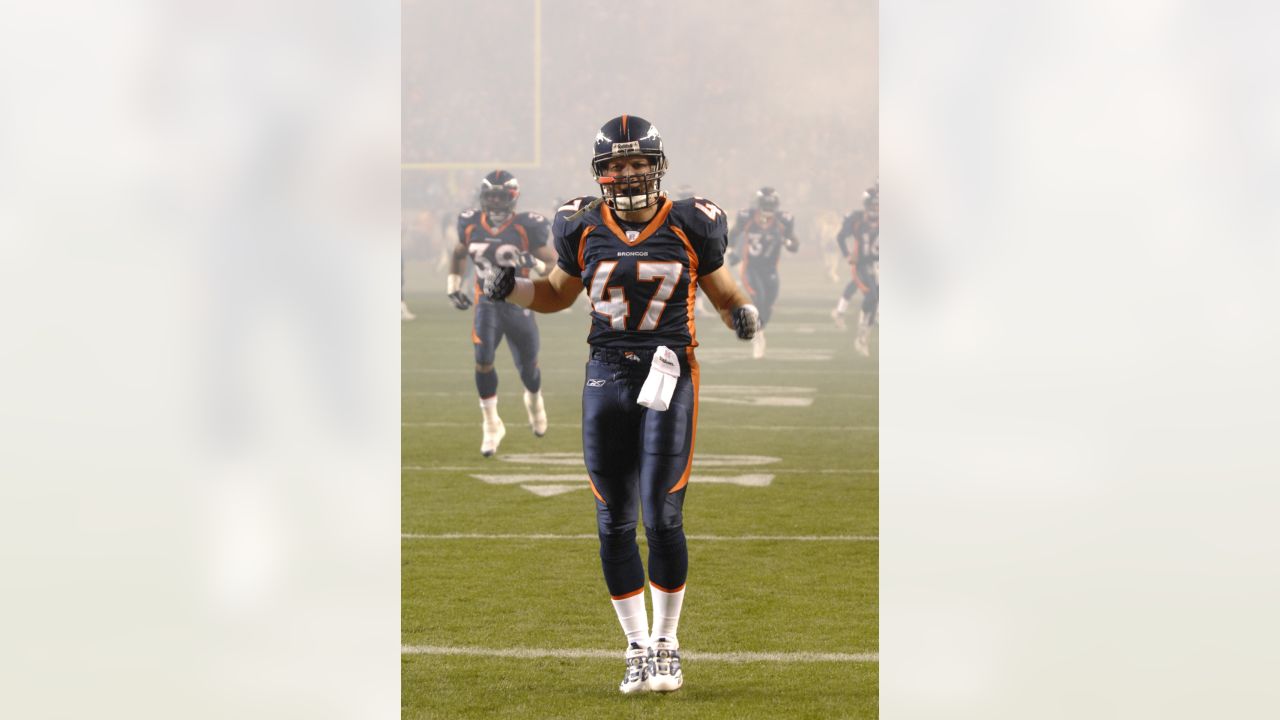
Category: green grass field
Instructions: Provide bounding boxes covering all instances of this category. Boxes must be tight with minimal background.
[403,255,878,719]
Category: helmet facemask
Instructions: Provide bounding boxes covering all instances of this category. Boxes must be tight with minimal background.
[479,172,519,223]
[593,150,667,211]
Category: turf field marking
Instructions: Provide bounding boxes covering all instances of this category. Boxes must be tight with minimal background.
[495,452,781,467]
[469,472,775,496]
[403,466,877,476]
[403,422,879,431]
[401,645,878,663]
[403,533,878,542]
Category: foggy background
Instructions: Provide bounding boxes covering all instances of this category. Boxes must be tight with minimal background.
[401,0,878,284]
[4,0,1280,718]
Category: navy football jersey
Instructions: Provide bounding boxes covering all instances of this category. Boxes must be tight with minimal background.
[456,209,550,301]
[553,196,727,350]
[837,209,879,264]
[730,209,796,270]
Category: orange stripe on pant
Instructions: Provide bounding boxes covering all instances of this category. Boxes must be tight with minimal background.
[668,348,700,494]
[611,586,644,601]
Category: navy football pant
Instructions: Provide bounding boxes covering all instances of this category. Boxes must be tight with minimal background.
[857,262,879,318]
[741,265,780,329]
[582,348,699,597]
[472,299,541,397]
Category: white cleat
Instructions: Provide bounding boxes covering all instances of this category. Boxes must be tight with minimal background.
[523,390,547,437]
[401,301,416,321]
[619,642,653,695]
[854,334,870,357]
[480,419,506,457]
[647,638,683,692]
[751,330,767,359]
[831,308,846,330]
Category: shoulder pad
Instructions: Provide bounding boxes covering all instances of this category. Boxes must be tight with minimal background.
[552,196,600,236]
[458,208,478,221]
[669,197,729,235]
[518,210,549,227]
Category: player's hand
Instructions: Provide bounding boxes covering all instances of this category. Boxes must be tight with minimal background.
[447,290,473,310]
[513,252,539,270]
[485,266,516,301]
[732,304,759,341]
[846,254,857,266]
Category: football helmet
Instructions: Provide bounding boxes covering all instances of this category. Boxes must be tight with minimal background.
[755,187,781,214]
[863,182,879,215]
[479,169,519,221]
[591,114,668,211]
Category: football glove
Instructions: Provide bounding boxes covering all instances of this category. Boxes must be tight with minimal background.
[732,304,759,341]
[513,252,539,269]
[485,265,516,302]
[447,290,472,310]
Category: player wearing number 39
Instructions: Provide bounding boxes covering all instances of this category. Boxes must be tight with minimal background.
[448,170,557,457]
[485,115,759,695]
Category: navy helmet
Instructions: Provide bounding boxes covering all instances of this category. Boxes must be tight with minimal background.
[755,186,781,213]
[479,169,520,217]
[591,114,668,211]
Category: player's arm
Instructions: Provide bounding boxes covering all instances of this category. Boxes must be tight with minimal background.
[486,264,582,312]
[782,213,800,252]
[446,223,473,310]
[698,265,758,340]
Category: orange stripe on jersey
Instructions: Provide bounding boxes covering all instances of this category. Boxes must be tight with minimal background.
[600,198,673,247]
[481,213,514,235]
[611,586,643,601]
[577,225,595,272]
[650,581,686,594]
[671,226,699,347]
[669,350,700,494]
[514,223,529,251]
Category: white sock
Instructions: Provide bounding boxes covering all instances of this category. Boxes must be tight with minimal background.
[649,583,685,644]
[835,296,849,314]
[479,396,500,426]
[610,590,650,647]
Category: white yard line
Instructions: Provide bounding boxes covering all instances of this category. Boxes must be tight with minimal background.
[402,644,878,663]
[402,533,878,542]
[403,422,878,431]
[403,466,877,475]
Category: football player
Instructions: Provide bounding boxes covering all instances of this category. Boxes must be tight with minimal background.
[485,115,758,695]
[832,183,879,354]
[726,187,799,358]
[447,170,557,456]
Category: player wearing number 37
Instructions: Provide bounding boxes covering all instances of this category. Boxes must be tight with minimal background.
[485,114,759,695]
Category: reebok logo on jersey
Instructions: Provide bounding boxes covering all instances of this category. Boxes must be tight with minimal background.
[586,378,607,387]
[616,251,648,257]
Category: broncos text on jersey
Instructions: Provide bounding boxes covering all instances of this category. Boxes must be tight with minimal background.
[456,209,550,301]
[553,196,727,350]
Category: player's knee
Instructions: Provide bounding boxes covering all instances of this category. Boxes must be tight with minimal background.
[598,528,638,564]
[475,363,494,373]
[644,523,686,551]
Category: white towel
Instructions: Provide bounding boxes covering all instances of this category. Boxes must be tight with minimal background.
[637,346,681,411]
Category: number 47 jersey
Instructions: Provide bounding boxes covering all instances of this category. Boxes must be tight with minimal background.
[553,195,728,350]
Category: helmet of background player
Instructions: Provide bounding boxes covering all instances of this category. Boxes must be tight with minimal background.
[755,186,781,214]
[862,183,879,218]
[591,114,668,211]
[479,169,520,222]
